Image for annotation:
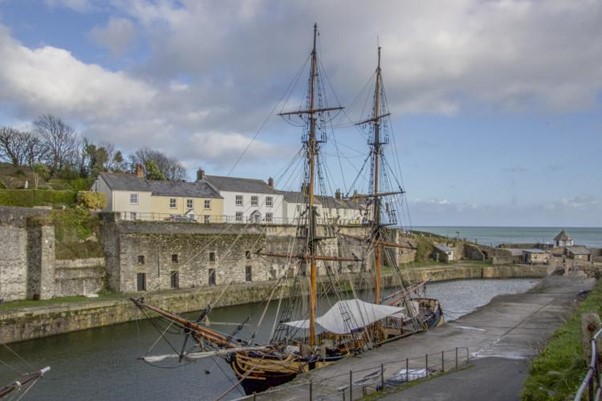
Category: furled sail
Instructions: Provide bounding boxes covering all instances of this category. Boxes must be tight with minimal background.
[285,299,404,334]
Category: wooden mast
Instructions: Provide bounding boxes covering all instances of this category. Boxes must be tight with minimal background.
[279,24,342,347]
[372,47,383,304]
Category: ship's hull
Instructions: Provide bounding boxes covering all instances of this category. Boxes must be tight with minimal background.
[231,351,342,395]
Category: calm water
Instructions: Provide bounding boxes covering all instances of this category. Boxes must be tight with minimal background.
[413,226,602,248]
[0,279,538,401]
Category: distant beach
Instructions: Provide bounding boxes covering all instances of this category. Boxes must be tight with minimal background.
[412,226,602,248]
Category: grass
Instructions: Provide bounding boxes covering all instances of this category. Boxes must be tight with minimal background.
[521,279,602,401]
[0,292,123,311]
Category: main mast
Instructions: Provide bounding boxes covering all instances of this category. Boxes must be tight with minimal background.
[279,24,342,346]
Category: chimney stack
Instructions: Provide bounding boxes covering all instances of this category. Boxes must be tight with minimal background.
[196,168,205,181]
[335,188,341,200]
[135,164,144,178]
[267,177,274,189]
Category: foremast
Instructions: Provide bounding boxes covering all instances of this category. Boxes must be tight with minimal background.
[279,24,342,347]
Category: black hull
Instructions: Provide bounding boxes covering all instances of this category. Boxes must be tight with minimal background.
[238,370,298,395]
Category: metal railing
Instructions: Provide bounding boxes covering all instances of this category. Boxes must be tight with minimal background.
[115,211,365,226]
[231,347,470,401]
[574,327,602,401]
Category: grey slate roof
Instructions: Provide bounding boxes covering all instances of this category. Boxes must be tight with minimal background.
[523,248,546,254]
[567,246,591,255]
[554,230,572,241]
[434,244,454,252]
[278,190,309,204]
[505,248,525,257]
[99,173,222,198]
[204,175,277,194]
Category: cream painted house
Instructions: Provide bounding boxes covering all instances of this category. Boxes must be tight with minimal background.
[92,171,223,222]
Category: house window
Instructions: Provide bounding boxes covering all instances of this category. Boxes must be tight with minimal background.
[171,254,178,263]
[236,212,243,222]
[137,255,145,265]
[131,212,137,220]
[209,252,216,262]
[245,250,251,259]
[251,196,258,206]
[170,271,179,289]
[130,193,138,204]
[204,215,211,224]
[245,266,252,282]
[169,198,177,208]
[186,199,193,209]
[204,200,211,209]
[266,196,273,207]
[265,212,273,222]
[136,273,146,291]
[235,195,243,206]
[208,269,216,286]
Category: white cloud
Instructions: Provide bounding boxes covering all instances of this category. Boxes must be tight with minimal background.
[0,26,155,119]
[89,17,136,56]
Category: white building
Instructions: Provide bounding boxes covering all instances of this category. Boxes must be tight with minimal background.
[203,173,284,224]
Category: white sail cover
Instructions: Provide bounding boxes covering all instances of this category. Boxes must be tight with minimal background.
[285,299,404,335]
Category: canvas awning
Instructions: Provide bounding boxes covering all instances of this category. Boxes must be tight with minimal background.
[284,299,404,335]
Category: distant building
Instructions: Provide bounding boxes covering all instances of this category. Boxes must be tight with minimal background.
[523,248,549,264]
[433,244,455,263]
[505,248,525,264]
[554,230,574,247]
[566,246,592,262]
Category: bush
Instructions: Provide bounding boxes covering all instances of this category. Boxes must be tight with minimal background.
[77,191,107,210]
[0,189,77,207]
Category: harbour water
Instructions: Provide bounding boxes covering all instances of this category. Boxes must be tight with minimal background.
[0,279,539,401]
[413,226,602,248]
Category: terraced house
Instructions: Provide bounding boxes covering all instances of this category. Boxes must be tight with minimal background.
[92,166,223,222]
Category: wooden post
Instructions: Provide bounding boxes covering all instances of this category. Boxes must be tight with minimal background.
[380,363,384,390]
[349,370,353,400]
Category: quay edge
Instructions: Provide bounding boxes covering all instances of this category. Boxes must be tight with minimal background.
[0,264,548,344]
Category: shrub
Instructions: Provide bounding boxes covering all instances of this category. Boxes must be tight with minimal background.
[0,189,77,207]
[77,191,107,210]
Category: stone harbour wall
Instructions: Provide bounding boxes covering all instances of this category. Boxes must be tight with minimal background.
[0,264,549,344]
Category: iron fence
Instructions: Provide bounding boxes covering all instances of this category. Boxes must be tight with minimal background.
[230,347,470,401]
[574,327,602,401]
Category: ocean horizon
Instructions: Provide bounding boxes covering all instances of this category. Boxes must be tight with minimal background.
[412,226,602,248]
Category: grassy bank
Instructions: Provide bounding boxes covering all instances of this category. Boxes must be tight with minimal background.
[521,278,602,401]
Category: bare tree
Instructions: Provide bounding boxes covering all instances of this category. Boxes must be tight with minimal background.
[128,147,187,181]
[0,127,39,166]
[33,115,79,174]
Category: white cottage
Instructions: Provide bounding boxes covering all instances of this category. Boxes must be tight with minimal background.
[203,172,284,224]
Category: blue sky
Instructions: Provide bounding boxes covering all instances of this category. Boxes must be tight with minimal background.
[0,0,601,227]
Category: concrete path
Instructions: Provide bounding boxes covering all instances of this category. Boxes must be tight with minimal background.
[251,275,594,401]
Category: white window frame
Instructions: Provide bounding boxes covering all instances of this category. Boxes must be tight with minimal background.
[186,199,193,209]
[266,196,273,207]
[169,198,177,208]
[265,212,273,222]
[130,193,138,205]
[235,195,243,207]
[235,211,243,222]
[204,200,211,209]
[251,195,258,206]
[204,215,211,224]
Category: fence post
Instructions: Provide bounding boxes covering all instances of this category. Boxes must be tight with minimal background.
[455,347,458,370]
[426,354,429,377]
[406,358,409,383]
[442,350,445,372]
[381,363,384,391]
[309,380,313,401]
[349,370,353,401]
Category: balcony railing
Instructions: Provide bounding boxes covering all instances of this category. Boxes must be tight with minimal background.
[116,212,365,226]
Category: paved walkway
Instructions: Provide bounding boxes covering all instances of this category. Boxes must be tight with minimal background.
[251,275,594,401]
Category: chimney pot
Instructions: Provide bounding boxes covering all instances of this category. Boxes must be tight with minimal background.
[196,168,205,181]
[268,177,274,189]
[135,164,144,178]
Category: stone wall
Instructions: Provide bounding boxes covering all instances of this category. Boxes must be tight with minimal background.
[0,265,549,344]
[54,258,106,296]
[0,207,52,301]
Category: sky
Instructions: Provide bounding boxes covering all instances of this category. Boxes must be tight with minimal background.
[0,0,601,227]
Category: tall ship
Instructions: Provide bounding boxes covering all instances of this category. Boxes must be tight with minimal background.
[131,24,443,396]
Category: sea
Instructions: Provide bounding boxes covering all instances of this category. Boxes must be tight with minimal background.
[412,226,602,248]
